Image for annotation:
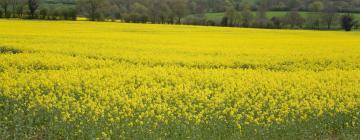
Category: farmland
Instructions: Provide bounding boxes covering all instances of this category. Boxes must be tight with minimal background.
[0,20,360,139]
[204,11,360,25]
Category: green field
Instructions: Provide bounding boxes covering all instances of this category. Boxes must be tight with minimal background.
[204,11,360,24]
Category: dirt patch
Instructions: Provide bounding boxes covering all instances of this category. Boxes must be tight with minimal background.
[0,47,23,54]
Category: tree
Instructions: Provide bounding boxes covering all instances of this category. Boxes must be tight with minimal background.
[191,0,206,15]
[321,2,338,29]
[224,6,240,26]
[273,1,286,10]
[104,7,119,21]
[77,0,107,21]
[68,7,77,20]
[354,20,359,30]
[341,14,356,31]
[306,14,320,29]
[61,7,70,20]
[306,1,323,29]
[270,16,282,28]
[156,0,171,23]
[284,10,305,28]
[147,0,171,23]
[15,0,26,18]
[28,0,38,18]
[39,7,47,19]
[0,0,11,18]
[220,16,228,26]
[168,0,188,24]
[50,7,60,20]
[334,1,350,12]
[207,0,226,12]
[308,1,323,12]
[106,0,126,19]
[128,2,148,23]
[10,0,25,17]
[224,0,241,10]
[287,0,304,10]
[241,4,253,27]
[254,2,268,28]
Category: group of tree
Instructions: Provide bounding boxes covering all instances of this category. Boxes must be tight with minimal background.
[0,0,76,20]
[76,0,194,23]
[0,0,359,31]
[221,2,359,31]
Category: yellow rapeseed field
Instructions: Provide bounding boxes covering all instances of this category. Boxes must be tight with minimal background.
[0,19,360,139]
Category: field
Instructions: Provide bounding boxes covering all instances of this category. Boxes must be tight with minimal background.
[204,11,360,26]
[0,19,360,139]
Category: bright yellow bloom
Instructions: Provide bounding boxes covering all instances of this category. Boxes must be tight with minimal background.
[0,19,359,139]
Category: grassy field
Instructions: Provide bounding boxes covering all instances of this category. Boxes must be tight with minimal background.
[0,20,360,139]
[205,11,360,24]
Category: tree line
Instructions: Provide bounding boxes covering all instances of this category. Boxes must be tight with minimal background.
[0,0,76,20]
[221,2,359,31]
[0,0,359,31]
